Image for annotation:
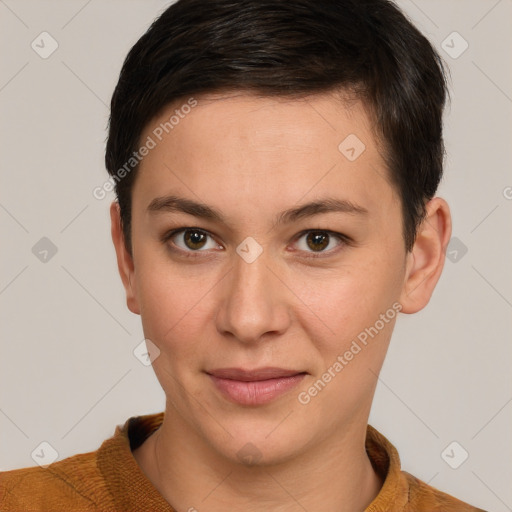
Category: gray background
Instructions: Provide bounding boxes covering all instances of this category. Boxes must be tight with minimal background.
[0,1,511,510]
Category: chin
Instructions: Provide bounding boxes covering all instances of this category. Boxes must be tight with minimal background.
[205,419,313,467]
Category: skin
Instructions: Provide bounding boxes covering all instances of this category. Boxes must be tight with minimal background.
[111,92,451,512]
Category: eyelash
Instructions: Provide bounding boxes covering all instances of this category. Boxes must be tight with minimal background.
[161,227,352,259]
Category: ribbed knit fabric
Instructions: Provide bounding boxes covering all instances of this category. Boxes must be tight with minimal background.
[0,412,486,511]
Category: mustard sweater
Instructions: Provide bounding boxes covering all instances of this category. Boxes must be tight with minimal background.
[0,412,486,511]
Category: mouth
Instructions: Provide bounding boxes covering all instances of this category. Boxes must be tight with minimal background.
[206,367,307,406]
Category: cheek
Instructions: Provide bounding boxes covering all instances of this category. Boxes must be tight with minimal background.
[134,253,213,360]
[296,252,405,355]
[293,262,402,422]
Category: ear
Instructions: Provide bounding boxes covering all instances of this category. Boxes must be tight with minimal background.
[110,202,140,315]
[399,197,452,314]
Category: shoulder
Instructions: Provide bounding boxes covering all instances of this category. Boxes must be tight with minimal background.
[401,471,488,512]
[0,449,114,511]
[0,413,165,512]
[365,426,487,511]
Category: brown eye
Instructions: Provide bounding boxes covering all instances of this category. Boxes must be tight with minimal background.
[305,231,330,251]
[183,229,208,250]
[167,228,220,252]
[294,230,346,256]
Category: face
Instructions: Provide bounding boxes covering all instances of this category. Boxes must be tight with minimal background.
[112,92,446,465]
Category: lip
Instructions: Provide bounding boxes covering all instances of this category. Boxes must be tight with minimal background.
[206,367,307,406]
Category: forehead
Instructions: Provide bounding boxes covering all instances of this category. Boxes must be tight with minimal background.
[133,92,397,222]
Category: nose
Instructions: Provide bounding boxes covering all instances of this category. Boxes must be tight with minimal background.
[215,251,292,345]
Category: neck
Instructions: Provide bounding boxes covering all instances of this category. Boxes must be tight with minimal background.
[134,407,382,512]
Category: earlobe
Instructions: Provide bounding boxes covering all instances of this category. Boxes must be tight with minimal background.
[399,197,452,314]
[110,202,140,315]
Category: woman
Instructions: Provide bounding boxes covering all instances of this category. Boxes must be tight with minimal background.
[0,0,488,510]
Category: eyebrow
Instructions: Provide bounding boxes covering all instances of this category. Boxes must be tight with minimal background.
[147,195,368,226]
